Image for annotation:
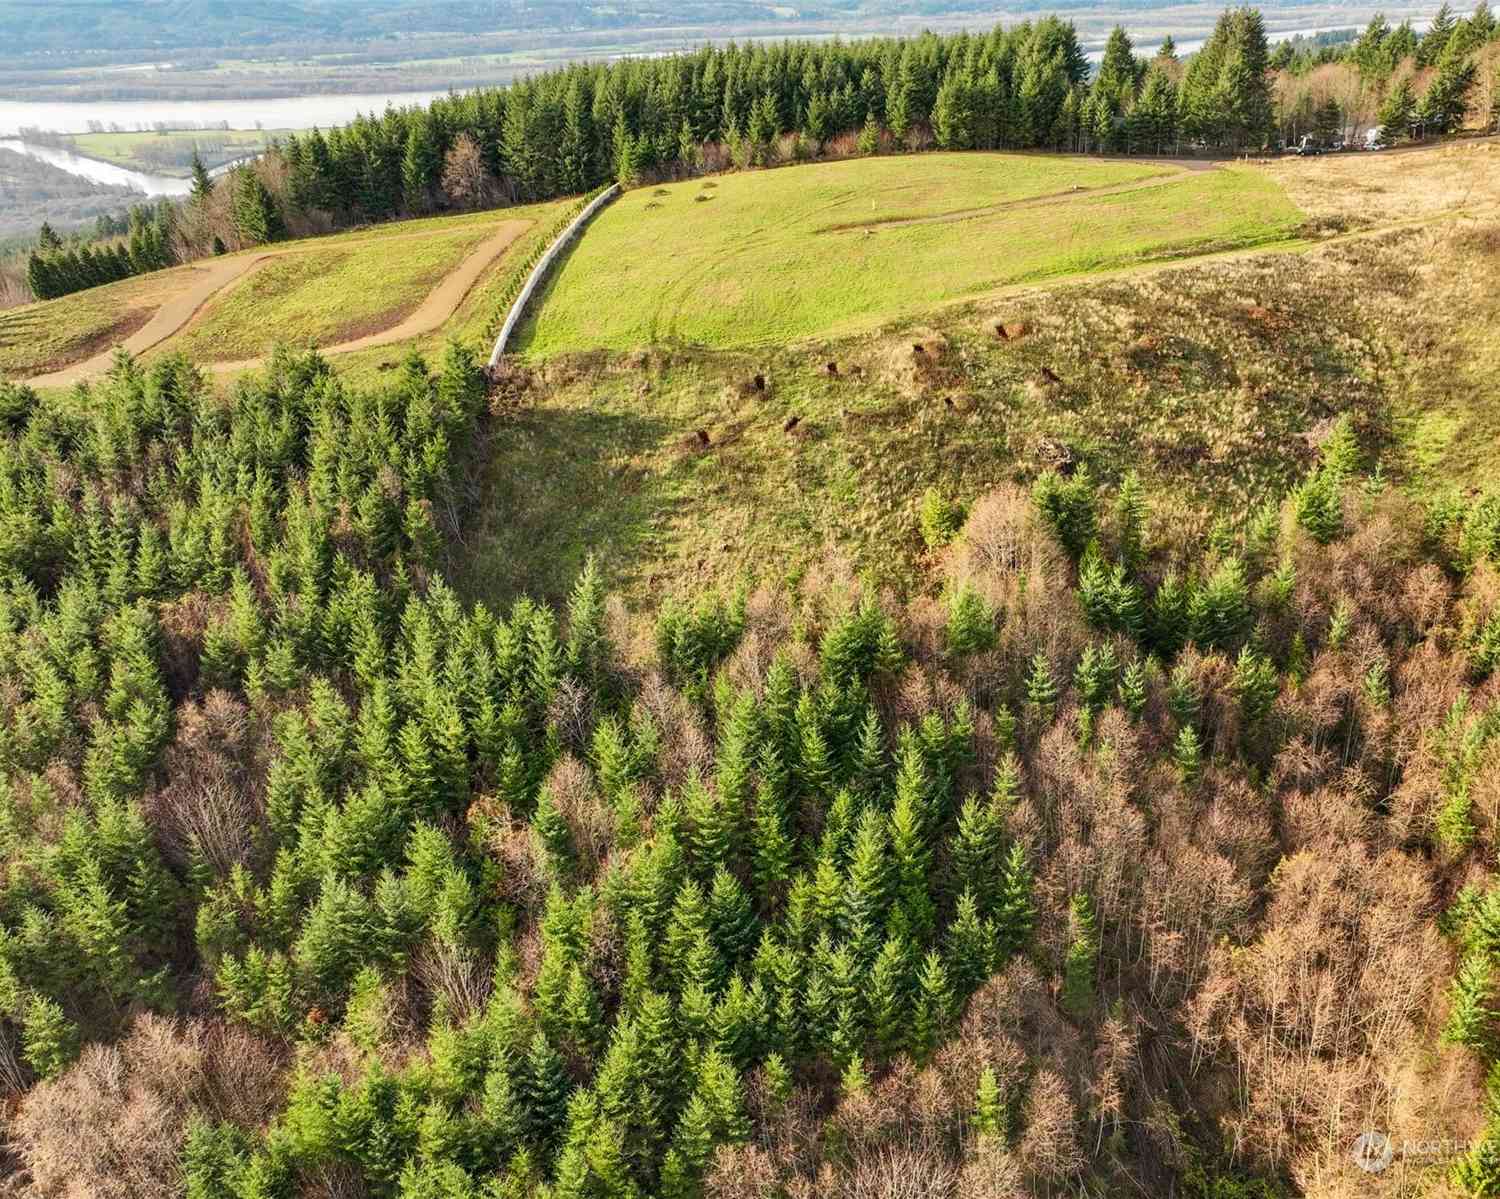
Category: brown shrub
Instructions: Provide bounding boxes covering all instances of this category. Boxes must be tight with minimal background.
[1185,843,1445,1185]
[706,1143,783,1199]
[956,1138,1026,1199]
[839,1145,958,1199]
[10,1014,287,1198]
[147,691,261,875]
[1016,1068,1083,1184]
[540,754,613,867]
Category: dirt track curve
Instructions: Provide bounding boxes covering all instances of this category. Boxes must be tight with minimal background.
[24,219,531,389]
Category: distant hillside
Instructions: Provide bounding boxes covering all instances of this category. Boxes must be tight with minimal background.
[1,0,812,54]
[0,147,133,239]
[0,0,1411,56]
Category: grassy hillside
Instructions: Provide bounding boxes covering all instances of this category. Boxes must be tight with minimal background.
[466,221,1500,608]
[0,201,569,381]
[518,154,1303,354]
[166,225,496,363]
[0,267,179,376]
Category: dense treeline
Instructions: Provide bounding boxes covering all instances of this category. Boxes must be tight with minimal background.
[24,208,177,301]
[0,337,1499,1194]
[1275,3,1500,146]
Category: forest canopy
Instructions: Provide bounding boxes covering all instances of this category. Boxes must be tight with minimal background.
[0,337,1496,1196]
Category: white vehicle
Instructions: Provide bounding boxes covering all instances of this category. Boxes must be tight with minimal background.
[1364,128,1386,150]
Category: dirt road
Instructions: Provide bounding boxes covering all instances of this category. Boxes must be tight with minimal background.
[24,219,531,389]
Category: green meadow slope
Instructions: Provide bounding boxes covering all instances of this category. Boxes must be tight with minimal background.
[518,153,1303,353]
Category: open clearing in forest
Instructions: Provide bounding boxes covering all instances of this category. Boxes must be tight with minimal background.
[2,201,568,385]
[461,213,1500,609]
[167,224,503,363]
[516,152,1304,354]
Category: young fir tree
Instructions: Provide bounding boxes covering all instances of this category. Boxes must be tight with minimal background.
[910,950,954,1061]
[189,151,215,204]
[232,166,285,245]
[1061,892,1099,1020]
[1441,949,1497,1053]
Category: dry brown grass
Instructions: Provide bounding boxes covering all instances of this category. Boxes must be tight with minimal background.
[1263,138,1500,227]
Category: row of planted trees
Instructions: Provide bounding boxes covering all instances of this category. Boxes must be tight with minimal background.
[0,328,1498,1193]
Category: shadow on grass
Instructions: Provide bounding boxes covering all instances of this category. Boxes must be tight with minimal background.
[452,403,677,610]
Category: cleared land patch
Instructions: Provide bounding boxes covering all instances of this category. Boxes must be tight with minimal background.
[518,154,1302,354]
[0,270,184,377]
[464,217,1499,610]
[1265,137,1500,227]
[168,225,494,362]
[68,128,290,175]
[7,203,567,387]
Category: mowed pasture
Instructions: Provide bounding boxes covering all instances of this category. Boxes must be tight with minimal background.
[518,152,1304,354]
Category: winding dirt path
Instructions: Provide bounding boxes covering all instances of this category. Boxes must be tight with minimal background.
[208,219,529,375]
[24,219,530,389]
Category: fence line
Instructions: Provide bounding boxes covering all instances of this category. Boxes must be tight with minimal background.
[487,183,620,367]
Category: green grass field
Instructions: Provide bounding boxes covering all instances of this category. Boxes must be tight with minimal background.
[0,271,178,377]
[0,203,566,381]
[69,129,291,176]
[517,154,1304,355]
[167,225,495,362]
[201,197,575,386]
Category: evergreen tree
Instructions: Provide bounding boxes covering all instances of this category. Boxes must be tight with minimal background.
[190,151,215,204]
[1420,51,1480,133]
[994,841,1036,955]
[1173,724,1203,783]
[1422,4,1460,65]
[21,995,80,1079]
[1442,950,1497,1052]
[1025,651,1059,726]
[233,167,285,246]
[973,1067,1008,1140]
[519,1032,574,1149]
[402,113,443,213]
[1061,892,1098,1020]
[910,950,954,1060]
[948,793,1002,908]
[1377,77,1418,142]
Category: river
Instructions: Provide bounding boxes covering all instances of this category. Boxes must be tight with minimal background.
[0,90,453,139]
[0,138,204,195]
